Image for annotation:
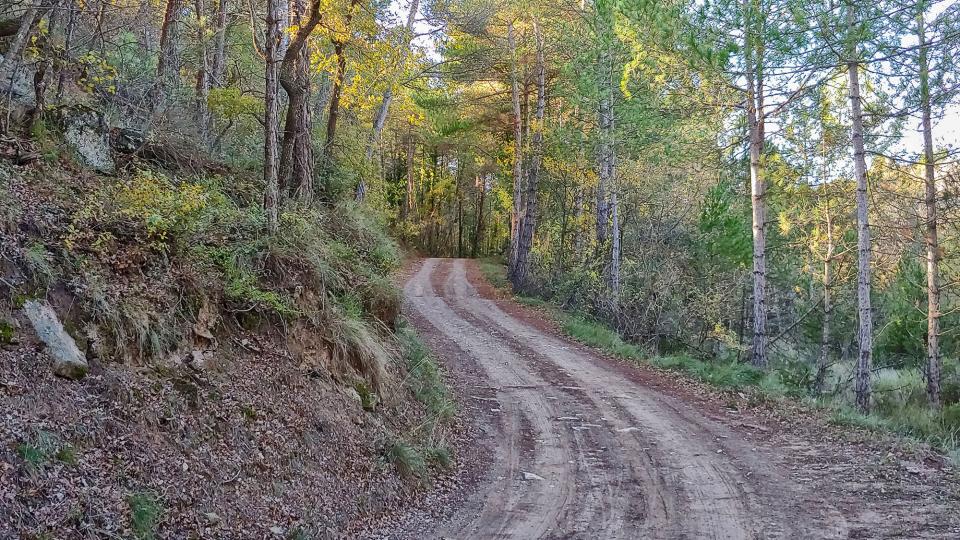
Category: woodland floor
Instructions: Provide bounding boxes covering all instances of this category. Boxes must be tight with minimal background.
[385,257,960,540]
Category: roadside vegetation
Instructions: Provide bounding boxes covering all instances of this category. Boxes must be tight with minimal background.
[480,259,960,464]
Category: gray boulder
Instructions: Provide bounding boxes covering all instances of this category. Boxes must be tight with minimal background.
[0,52,35,106]
[23,300,88,379]
[55,105,116,173]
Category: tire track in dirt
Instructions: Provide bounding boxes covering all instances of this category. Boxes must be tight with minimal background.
[434,260,656,538]
[405,259,579,539]
[403,258,849,539]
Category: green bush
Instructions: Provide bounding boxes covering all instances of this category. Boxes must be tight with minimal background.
[385,439,426,479]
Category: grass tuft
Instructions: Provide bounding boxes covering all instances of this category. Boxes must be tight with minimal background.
[385,439,426,479]
[128,491,162,539]
[399,325,456,422]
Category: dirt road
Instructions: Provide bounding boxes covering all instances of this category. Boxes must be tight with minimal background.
[392,259,960,539]
[401,258,857,539]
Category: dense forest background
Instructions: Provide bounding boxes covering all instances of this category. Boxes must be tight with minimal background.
[2,0,960,475]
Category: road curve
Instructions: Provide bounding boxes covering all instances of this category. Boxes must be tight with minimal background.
[402,258,849,539]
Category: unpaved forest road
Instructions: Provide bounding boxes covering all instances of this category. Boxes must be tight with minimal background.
[398,258,956,540]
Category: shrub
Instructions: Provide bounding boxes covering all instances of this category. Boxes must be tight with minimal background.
[114,170,209,241]
[385,439,426,479]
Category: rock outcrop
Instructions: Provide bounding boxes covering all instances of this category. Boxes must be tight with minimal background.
[22,299,88,379]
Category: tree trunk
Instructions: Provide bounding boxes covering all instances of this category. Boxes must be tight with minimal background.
[512,22,545,292]
[278,0,322,200]
[55,0,77,103]
[404,132,415,220]
[847,7,873,414]
[195,0,212,147]
[815,198,834,395]
[211,0,230,87]
[507,21,524,278]
[596,44,613,249]
[0,7,41,95]
[322,0,361,167]
[609,189,621,296]
[156,0,183,102]
[744,0,768,369]
[263,0,283,233]
[363,0,419,161]
[473,174,486,257]
[918,11,940,408]
[573,183,584,263]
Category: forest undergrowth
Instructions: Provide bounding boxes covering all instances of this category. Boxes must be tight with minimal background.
[479,258,960,465]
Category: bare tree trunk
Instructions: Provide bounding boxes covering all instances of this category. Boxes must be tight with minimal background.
[744,0,768,369]
[815,198,834,395]
[55,0,77,103]
[362,0,419,163]
[595,44,613,249]
[473,174,486,257]
[847,7,872,413]
[263,0,283,233]
[573,181,584,263]
[0,7,41,93]
[918,11,940,408]
[507,21,524,277]
[278,0,322,200]
[609,189,621,295]
[322,0,361,168]
[404,131,415,220]
[156,0,183,104]
[512,22,545,292]
[194,0,212,147]
[211,0,230,87]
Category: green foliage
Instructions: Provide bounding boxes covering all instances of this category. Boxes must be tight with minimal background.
[0,320,15,344]
[23,242,57,286]
[128,491,162,539]
[774,359,815,397]
[385,439,427,479]
[354,381,379,412]
[562,313,646,360]
[477,258,510,290]
[399,325,455,422]
[114,170,210,242]
[698,180,751,269]
[424,444,454,469]
[16,442,47,471]
[16,430,64,471]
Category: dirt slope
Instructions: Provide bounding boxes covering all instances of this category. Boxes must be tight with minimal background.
[395,258,960,540]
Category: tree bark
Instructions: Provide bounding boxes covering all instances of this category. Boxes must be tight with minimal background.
[195,0,212,147]
[0,7,41,94]
[472,174,486,257]
[744,0,768,369]
[156,0,183,98]
[278,0,322,200]
[609,189,621,296]
[595,43,613,249]
[918,10,940,408]
[362,0,419,166]
[847,5,873,414]
[815,197,834,395]
[507,21,524,278]
[322,0,361,167]
[404,131,415,220]
[512,21,545,292]
[263,0,283,233]
[211,0,230,87]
